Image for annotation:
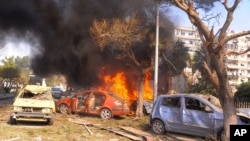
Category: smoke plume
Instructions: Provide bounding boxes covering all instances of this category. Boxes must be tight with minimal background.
[0,0,173,88]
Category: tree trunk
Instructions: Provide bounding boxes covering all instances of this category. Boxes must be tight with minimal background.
[215,55,237,141]
[136,72,145,117]
[219,83,237,141]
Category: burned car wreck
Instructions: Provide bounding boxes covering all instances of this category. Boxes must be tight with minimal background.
[149,94,250,140]
[56,89,130,119]
[9,85,55,125]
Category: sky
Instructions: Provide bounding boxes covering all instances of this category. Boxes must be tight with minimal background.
[0,0,250,61]
[0,39,31,61]
[168,0,250,32]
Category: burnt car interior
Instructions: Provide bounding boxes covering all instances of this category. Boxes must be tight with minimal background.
[185,97,213,112]
[21,90,51,100]
[94,93,105,107]
[76,94,89,110]
[76,92,106,111]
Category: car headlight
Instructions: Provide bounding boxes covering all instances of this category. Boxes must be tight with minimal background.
[14,107,23,112]
[42,108,52,113]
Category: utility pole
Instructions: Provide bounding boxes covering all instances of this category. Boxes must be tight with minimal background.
[154,0,160,102]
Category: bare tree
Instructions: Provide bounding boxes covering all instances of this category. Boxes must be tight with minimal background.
[90,18,154,117]
[162,0,250,140]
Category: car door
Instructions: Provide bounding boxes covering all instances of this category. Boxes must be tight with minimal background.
[182,96,214,136]
[73,91,90,113]
[87,91,105,114]
[161,96,182,131]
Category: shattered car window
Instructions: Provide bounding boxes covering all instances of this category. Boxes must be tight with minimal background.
[20,90,52,100]
[162,97,180,108]
[185,97,202,110]
[108,91,123,100]
[185,97,212,112]
[196,94,222,111]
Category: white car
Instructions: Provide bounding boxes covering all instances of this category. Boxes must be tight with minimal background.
[10,85,55,125]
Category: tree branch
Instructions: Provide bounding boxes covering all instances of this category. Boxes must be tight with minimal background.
[226,48,250,56]
[219,0,241,41]
[222,30,250,44]
[173,0,211,40]
[162,52,177,71]
[203,61,220,92]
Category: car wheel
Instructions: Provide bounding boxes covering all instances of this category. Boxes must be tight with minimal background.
[218,128,225,141]
[152,119,165,134]
[100,108,112,119]
[59,104,70,114]
[9,116,16,125]
[47,118,54,125]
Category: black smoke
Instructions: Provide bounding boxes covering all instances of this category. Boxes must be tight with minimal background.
[0,0,173,87]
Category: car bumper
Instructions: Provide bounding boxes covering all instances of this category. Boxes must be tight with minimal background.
[11,112,53,121]
[111,107,130,115]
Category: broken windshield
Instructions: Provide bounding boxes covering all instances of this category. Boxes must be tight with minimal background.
[20,90,52,100]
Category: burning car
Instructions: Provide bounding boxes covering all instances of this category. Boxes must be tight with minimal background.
[9,85,55,125]
[55,89,130,119]
[149,93,250,140]
[129,100,153,115]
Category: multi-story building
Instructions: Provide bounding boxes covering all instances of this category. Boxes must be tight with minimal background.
[225,32,250,86]
[174,26,250,89]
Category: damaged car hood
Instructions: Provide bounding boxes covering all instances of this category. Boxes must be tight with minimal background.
[14,98,54,108]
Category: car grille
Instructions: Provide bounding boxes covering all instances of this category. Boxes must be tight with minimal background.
[23,107,42,112]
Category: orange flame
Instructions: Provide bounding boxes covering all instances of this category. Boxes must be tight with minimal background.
[143,72,153,100]
[98,69,153,101]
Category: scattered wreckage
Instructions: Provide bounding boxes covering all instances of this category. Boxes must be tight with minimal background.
[68,118,160,141]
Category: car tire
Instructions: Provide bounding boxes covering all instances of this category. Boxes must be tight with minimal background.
[218,128,225,141]
[9,116,17,125]
[47,118,54,125]
[100,108,112,119]
[59,103,70,114]
[152,119,165,134]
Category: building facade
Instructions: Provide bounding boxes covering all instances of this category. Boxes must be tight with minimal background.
[174,26,250,89]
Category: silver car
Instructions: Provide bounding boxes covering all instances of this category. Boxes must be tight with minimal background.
[149,94,250,139]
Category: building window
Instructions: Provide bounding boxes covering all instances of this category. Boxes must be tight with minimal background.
[176,30,180,35]
[188,32,193,36]
[181,30,185,35]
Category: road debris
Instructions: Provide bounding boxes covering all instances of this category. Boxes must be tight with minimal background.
[1,137,20,141]
[68,118,93,135]
[69,117,161,141]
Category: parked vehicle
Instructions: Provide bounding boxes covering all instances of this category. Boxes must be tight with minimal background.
[51,87,62,99]
[9,85,55,125]
[149,93,250,140]
[55,89,130,119]
[129,100,153,115]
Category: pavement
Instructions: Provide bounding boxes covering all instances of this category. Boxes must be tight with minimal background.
[0,93,15,100]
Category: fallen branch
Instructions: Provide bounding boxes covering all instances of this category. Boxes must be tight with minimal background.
[83,124,93,135]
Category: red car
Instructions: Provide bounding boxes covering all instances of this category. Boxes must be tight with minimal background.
[56,89,130,119]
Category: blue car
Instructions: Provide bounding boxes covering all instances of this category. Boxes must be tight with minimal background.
[149,94,250,140]
[51,87,62,99]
